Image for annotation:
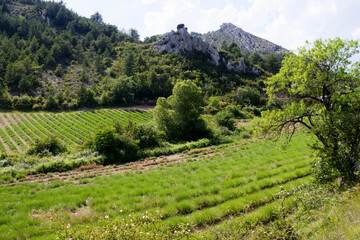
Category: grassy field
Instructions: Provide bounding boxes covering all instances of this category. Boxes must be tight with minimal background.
[0,132,315,239]
[0,109,152,153]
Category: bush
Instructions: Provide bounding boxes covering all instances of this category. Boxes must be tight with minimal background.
[235,87,261,106]
[215,110,236,131]
[91,122,160,165]
[11,94,33,110]
[27,135,67,157]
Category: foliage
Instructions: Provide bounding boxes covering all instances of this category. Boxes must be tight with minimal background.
[254,38,360,183]
[91,126,139,164]
[27,135,67,156]
[215,110,236,131]
[108,76,136,106]
[235,86,261,106]
[91,121,160,164]
[77,84,97,107]
[154,80,210,141]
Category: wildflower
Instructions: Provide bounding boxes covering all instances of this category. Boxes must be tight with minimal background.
[120,209,123,213]
[126,224,128,226]
[105,215,109,219]
[67,224,71,229]
[114,226,118,230]
[129,214,131,217]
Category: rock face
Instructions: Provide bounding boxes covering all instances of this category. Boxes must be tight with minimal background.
[153,25,220,65]
[202,23,287,54]
[223,57,261,75]
[153,24,264,75]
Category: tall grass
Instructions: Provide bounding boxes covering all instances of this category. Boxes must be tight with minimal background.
[0,132,313,239]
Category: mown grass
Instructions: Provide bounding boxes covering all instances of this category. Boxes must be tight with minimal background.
[0,132,314,239]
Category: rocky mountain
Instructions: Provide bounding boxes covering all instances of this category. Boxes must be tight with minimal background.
[153,24,261,75]
[201,23,287,54]
[153,24,221,65]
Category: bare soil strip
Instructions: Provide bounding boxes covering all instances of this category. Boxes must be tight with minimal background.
[12,147,216,185]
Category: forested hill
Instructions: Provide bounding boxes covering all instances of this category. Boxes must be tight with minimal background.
[0,0,285,113]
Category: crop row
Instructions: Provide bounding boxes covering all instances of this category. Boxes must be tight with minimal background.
[0,109,152,152]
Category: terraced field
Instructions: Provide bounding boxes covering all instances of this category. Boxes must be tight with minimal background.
[0,109,153,152]
[0,132,314,239]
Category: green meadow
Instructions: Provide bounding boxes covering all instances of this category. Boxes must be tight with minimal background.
[0,132,314,239]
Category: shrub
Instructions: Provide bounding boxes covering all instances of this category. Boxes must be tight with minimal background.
[225,104,246,118]
[27,135,67,157]
[215,110,236,131]
[235,87,261,106]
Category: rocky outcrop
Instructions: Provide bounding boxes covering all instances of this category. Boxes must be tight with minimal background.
[153,24,261,75]
[224,57,261,75]
[202,23,287,54]
[153,25,220,65]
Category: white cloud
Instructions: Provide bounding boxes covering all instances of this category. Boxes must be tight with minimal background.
[351,28,360,40]
[141,0,158,4]
[142,0,360,49]
[144,0,200,36]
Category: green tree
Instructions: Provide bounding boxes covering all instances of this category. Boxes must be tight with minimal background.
[129,28,139,42]
[77,84,97,107]
[109,77,136,105]
[254,38,360,183]
[124,49,136,77]
[154,80,209,141]
[90,11,103,24]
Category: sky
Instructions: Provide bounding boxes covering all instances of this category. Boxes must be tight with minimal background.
[57,0,360,51]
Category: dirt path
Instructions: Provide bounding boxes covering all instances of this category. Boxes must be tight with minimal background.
[0,114,29,148]
[119,105,154,111]
[13,147,216,185]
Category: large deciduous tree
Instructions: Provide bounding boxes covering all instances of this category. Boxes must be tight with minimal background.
[254,38,360,183]
[154,80,209,141]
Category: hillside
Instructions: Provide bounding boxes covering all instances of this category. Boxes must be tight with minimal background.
[0,0,286,114]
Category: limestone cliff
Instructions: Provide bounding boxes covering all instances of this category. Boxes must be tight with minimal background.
[202,23,287,54]
[153,25,220,65]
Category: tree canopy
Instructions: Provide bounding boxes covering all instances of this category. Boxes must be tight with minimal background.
[154,80,209,141]
[255,38,360,183]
